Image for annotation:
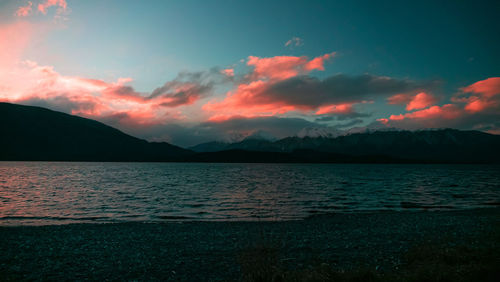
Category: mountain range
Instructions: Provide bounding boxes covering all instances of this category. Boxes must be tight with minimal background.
[2,102,500,163]
[189,129,500,162]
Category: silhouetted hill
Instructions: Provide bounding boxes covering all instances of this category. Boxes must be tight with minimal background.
[0,103,192,161]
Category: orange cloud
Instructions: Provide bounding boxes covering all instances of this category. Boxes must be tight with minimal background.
[204,52,340,118]
[221,68,234,77]
[304,52,335,72]
[387,93,411,104]
[462,77,500,98]
[388,104,461,121]
[315,104,354,115]
[0,18,217,129]
[406,92,437,110]
[38,0,67,14]
[460,77,500,113]
[15,1,33,17]
[0,60,206,127]
[463,98,496,113]
[203,78,305,120]
[204,70,421,120]
[388,92,437,110]
[379,78,500,132]
[247,52,335,80]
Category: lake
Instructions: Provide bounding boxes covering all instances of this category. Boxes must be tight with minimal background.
[1,162,499,225]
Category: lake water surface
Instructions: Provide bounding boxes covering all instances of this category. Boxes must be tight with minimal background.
[1,162,499,225]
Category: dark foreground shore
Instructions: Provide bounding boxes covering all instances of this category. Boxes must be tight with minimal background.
[1,209,499,281]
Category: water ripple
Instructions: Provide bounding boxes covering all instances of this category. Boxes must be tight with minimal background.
[0,162,499,225]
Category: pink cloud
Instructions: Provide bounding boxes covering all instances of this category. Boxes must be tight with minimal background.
[15,1,33,17]
[0,60,196,127]
[377,118,389,124]
[315,104,354,115]
[204,52,337,118]
[388,92,437,110]
[387,93,412,105]
[247,55,307,80]
[221,68,234,77]
[304,52,335,71]
[0,17,215,128]
[38,0,67,14]
[378,78,500,132]
[203,80,301,119]
[388,104,461,121]
[459,77,500,113]
[376,104,465,130]
[463,98,496,113]
[247,52,335,80]
[462,77,500,98]
[406,92,437,110]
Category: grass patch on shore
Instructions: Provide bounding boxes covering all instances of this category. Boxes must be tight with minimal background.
[238,241,500,282]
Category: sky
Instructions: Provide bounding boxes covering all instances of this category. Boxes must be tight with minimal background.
[0,0,499,147]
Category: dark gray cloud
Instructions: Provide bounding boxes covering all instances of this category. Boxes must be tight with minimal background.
[104,68,231,107]
[96,115,329,147]
[331,119,365,129]
[200,116,318,133]
[263,74,437,107]
[153,81,212,107]
[315,116,366,128]
[17,95,98,114]
[149,68,229,106]
[315,111,372,122]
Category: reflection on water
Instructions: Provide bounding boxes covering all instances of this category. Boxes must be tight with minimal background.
[1,162,499,225]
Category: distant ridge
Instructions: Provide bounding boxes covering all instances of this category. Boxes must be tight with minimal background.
[190,128,500,163]
[0,102,192,161]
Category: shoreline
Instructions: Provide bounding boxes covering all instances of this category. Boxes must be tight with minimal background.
[3,160,500,164]
[1,207,499,226]
[1,208,499,281]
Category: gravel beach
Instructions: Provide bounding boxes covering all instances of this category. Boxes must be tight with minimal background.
[1,208,499,281]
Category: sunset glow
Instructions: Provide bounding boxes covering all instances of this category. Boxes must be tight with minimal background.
[0,0,498,146]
